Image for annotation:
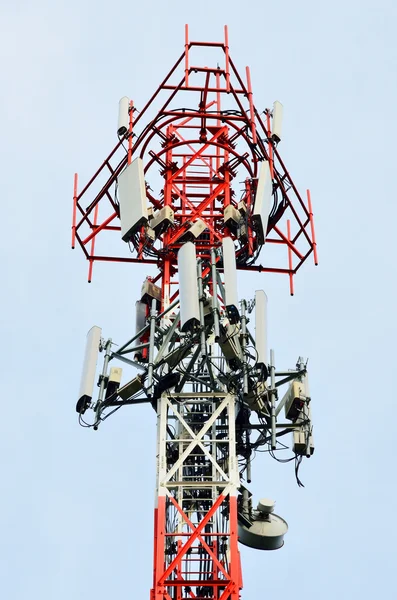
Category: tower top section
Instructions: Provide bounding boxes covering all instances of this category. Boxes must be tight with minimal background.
[72,25,317,293]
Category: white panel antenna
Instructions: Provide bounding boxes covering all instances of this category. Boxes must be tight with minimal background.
[255,290,268,367]
[117,96,130,136]
[118,157,148,242]
[272,101,283,143]
[135,300,147,360]
[252,161,273,244]
[78,326,102,410]
[178,242,200,332]
[222,236,239,323]
[135,300,147,336]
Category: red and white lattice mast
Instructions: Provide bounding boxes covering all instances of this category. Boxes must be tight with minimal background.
[73,26,317,600]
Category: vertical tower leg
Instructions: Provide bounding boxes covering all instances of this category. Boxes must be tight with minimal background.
[151,393,242,600]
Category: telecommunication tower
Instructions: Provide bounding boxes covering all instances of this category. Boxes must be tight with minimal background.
[73,26,318,600]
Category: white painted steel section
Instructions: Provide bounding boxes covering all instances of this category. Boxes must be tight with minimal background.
[255,290,268,367]
[78,326,102,404]
[163,396,232,483]
[227,393,240,493]
[178,242,200,331]
[118,158,148,241]
[222,237,238,313]
[117,96,130,136]
[272,100,283,142]
[166,400,229,482]
[252,161,273,244]
[155,395,169,501]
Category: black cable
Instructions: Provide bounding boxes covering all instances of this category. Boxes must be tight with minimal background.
[78,414,96,428]
[99,405,122,422]
[295,454,305,488]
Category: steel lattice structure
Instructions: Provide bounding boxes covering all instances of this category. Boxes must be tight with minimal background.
[154,392,241,600]
[73,26,317,600]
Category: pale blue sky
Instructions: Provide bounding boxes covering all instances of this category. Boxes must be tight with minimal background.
[1,0,397,598]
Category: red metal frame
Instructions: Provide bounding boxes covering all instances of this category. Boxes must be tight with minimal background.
[152,494,240,600]
[72,27,317,290]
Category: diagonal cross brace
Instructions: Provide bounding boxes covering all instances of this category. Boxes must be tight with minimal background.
[166,491,229,580]
[165,400,229,481]
[159,482,233,584]
[162,396,232,483]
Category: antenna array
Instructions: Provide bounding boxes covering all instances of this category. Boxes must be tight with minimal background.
[73,25,317,600]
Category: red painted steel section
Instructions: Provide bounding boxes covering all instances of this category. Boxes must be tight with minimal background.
[152,493,241,600]
[88,203,98,283]
[82,211,117,246]
[266,112,274,180]
[287,219,294,296]
[224,26,230,92]
[72,173,78,249]
[72,27,316,289]
[185,25,189,87]
[307,189,318,265]
[245,67,257,145]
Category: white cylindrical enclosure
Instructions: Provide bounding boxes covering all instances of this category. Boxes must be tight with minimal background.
[272,100,283,142]
[257,498,275,514]
[78,326,102,406]
[178,242,200,332]
[222,236,239,323]
[117,96,130,136]
[255,290,268,367]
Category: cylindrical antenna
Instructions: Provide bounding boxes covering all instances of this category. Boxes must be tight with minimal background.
[147,299,157,396]
[270,349,277,450]
[222,236,239,323]
[241,300,249,394]
[197,259,206,358]
[117,96,130,136]
[272,101,283,143]
[178,242,200,331]
[211,249,220,341]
